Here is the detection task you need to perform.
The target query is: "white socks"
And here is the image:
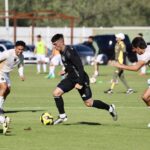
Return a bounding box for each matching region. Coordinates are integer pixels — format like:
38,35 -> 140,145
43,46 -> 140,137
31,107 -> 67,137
37,64 -> 47,73
109,106 -> 113,112
43,64 -> 47,73
37,64 -> 41,73
59,114 -> 66,118
49,66 -> 55,75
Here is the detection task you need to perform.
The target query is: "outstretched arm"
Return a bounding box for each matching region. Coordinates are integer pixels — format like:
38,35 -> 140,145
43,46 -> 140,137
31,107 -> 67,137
110,60 -> 145,71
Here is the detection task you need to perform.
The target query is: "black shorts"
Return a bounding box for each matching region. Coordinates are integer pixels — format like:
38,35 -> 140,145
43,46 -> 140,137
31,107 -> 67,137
57,77 -> 92,101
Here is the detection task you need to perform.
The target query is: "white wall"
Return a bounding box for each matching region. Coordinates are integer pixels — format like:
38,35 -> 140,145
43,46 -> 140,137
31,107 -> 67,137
0,26 -> 150,49
0,26 -> 93,49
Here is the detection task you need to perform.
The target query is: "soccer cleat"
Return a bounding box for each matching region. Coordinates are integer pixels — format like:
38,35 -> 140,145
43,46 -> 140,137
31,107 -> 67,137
53,115 -> 68,125
2,116 -> 10,135
126,88 -> 134,94
45,74 -> 55,79
104,89 -> 113,94
109,104 -> 117,121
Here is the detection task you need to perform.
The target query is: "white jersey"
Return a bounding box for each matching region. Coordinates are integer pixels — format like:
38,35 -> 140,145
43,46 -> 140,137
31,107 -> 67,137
137,45 -> 150,64
0,49 -> 23,76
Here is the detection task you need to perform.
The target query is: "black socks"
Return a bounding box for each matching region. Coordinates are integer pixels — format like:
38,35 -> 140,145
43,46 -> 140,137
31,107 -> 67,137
92,100 -> 110,111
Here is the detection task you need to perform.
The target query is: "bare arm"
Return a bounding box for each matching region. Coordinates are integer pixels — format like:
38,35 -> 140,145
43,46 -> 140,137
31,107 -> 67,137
110,60 -> 145,71
18,54 -> 25,81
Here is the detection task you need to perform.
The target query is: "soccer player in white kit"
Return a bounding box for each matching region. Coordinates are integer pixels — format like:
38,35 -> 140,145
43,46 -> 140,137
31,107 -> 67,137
111,37 -> 150,127
0,41 -> 26,134
46,48 -> 62,79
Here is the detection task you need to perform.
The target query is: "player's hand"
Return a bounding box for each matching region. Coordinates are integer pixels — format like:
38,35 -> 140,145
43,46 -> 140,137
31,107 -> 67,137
109,60 -> 120,67
75,83 -> 83,89
20,76 -> 25,81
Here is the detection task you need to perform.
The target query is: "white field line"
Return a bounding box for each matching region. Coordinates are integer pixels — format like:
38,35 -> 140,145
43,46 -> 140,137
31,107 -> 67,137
4,106 -> 148,110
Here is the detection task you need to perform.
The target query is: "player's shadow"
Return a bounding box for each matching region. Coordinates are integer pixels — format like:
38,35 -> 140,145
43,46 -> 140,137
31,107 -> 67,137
117,90 -> 138,94
0,129 -> 13,136
4,109 -> 44,114
64,121 -> 102,126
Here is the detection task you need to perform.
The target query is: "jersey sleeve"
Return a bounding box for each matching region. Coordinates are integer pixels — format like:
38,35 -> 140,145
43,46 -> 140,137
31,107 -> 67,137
0,51 -> 9,62
138,53 -> 150,64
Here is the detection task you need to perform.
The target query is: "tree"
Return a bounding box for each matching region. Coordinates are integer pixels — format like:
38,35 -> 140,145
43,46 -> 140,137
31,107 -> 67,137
0,0 -> 150,27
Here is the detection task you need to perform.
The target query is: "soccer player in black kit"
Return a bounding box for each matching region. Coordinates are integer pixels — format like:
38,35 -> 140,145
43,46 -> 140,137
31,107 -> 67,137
51,34 -> 117,125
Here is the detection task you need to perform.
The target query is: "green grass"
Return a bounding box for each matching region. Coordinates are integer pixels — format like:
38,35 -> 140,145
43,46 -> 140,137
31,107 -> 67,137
0,65 -> 150,150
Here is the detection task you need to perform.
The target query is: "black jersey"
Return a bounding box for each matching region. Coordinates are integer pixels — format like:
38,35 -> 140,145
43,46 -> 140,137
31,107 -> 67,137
60,45 -> 88,85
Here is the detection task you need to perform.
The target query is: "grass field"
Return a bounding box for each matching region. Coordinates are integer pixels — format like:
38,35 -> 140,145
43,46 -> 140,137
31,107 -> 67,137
0,65 -> 150,150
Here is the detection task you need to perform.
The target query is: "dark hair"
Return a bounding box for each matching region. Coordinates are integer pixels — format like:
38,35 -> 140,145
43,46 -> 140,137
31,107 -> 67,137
37,35 -> 41,38
132,37 -> 147,49
15,41 -> 26,48
88,36 -> 94,39
51,34 -> 64,42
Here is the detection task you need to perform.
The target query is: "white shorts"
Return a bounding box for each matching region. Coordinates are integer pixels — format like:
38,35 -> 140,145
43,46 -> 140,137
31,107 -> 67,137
95,54 -> 108,64
50,55 -> 62,66
36,54 -> 46,62
0,73 -> 11,87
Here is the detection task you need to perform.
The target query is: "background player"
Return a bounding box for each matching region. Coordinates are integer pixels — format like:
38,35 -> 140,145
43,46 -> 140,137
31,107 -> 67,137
104,33 -> 134,94
111,36 -> 150,126
45,47 -> 62,79
34,35 -> 48,74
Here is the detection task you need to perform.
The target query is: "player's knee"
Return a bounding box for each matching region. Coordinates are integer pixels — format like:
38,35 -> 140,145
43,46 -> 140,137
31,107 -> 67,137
53,90 -> 62,97
0,85 -> 8,95
84,100 -> 93,107
142,95 -> 148,102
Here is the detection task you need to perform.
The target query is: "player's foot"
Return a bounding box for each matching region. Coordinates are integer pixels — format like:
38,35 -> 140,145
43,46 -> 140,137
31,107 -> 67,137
53,115 -> 68,125
104,89 -> 113,94
3,116 -> 10,135
92,72 -> 99,78
45,74 -> 55,79
126,88 -> 134,94
109,104 -> 117,121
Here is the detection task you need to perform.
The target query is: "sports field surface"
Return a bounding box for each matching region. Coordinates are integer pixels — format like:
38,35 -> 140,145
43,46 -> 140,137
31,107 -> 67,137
0,65 -> 150,150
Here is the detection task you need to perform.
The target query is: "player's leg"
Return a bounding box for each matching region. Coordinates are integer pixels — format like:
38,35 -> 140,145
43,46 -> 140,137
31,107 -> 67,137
0,82 -> 8,112
142,88 -> 150,106
104,69 -> 118,94
3,74 -> 11,102
118,70 -> 134,94
53,78 -> 74,124
0,82 -> 10,134
142,87 -> 150,127
41,55 -> 47,73
4,87 -> 10,100
46,65 -> 55,78
36,55 -> 41,74
46,56 -> 59,79
78,84 -> 117,121
93,56 -> 100,77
